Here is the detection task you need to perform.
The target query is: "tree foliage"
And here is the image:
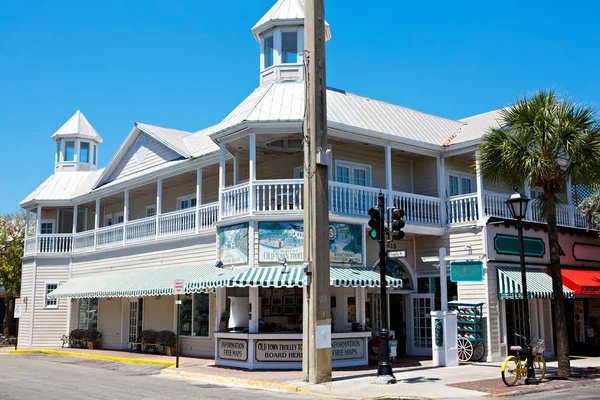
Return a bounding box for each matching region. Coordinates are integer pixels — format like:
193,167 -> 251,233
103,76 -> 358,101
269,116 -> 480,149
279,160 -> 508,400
0,211 -> 25,336
479,89 -> 600,378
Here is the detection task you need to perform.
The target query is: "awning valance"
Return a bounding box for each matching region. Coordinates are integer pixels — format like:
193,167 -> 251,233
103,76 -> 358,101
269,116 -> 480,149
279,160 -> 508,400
497,267 -> 574,300
561,269 -> 600,295
48,264 -> 231,299
330,267 -> 403,288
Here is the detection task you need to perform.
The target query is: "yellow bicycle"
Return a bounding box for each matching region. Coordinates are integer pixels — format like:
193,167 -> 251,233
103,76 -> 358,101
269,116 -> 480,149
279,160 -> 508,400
501,334 -> 546,386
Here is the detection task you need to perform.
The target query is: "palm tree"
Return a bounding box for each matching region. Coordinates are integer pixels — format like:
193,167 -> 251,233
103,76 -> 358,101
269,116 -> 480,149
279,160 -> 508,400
479,89 -> 600,378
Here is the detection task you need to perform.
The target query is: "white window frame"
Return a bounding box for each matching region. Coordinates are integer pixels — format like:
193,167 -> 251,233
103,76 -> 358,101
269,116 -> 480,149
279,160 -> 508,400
40,219 -> 55,234
146,204 -> 156,217
44,282 -> 59,309
104,213 -> 113,227
335,160 -> 372,187
446,169 -> 475,196
262,34 -> 274,69
80,141 -> 91,163
177,193 -> 197,210
176,292 -> 212,339
280,28 -> 300,64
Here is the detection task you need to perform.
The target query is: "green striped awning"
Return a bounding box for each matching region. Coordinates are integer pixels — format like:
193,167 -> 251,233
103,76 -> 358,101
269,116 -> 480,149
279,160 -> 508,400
497,267 -> 575,300
186,267 -> 249,293
230,266 -> 304,287
48,264 -> 236,299
330,267 -> 403,288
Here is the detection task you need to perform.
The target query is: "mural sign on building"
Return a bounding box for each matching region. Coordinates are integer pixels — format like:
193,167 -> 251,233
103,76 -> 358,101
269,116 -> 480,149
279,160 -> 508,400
258,222 -> 362,263
219,223 -> 249,265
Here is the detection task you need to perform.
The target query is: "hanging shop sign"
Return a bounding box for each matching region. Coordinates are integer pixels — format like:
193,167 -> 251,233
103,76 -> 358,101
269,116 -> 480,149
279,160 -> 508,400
218,338 -> 248,361
450,261 -> 485,283
255,340 -> 303,362
494,234 -> 545,257
219,223 -> 249,265
258,222 -> 362,264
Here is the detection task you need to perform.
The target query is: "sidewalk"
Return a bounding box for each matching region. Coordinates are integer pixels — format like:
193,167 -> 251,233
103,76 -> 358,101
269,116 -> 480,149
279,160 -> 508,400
4,347 -> 600,399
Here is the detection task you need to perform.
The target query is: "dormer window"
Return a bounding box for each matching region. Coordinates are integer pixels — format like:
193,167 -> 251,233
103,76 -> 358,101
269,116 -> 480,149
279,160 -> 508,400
65,141 -> 75,162
80,142 -> 90,163
282,31 -> 298,63
264,35 -> 274,68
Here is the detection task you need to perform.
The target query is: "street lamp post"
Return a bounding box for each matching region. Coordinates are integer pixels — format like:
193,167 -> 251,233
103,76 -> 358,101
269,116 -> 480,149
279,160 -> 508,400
505,188 -> 538,385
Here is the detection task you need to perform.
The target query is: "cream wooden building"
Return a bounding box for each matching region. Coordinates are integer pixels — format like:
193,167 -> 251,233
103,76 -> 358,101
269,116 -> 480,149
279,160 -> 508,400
18,0 -> 594,366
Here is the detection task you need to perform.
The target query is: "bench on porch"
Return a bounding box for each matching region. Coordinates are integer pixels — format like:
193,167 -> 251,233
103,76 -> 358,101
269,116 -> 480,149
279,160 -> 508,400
61,329 -> 87,348
128,330 -> 161,354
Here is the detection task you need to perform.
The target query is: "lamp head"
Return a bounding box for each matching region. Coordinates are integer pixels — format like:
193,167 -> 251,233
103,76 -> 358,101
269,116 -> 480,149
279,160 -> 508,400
505,186 -> 530,220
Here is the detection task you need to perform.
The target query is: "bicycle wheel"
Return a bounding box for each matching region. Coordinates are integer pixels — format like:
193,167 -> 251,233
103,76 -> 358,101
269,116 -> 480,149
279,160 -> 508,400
501,355 -> 521,387
472,342 -> 485,361
533,355 -> 546,382
457,337 -> 473,362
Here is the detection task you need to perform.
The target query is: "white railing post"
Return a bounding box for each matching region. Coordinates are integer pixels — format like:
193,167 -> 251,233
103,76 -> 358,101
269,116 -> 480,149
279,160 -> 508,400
385,146 -> 393,207
567,176 -> 575,227
94,199 -> 100,250
72,205 -> 78,235
123,190 -> 129,245
196,167 -> 202,234
219,145 -> 226,221
25,208 -> 30,241
437,156 -> 446,225
475,150 -> 484,221
156,179 -> 162,239
249,133 -> 256,215
35,205 -> 42,253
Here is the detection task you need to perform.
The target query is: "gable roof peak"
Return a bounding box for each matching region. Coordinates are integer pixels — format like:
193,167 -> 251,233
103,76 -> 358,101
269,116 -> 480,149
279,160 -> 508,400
51,110 -> 103,143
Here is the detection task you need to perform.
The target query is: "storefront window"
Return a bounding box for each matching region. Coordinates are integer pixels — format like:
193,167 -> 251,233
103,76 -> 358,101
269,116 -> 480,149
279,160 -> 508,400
417,277 -> 458,311
346,296 -> 356,324
180,293 -> 210,337
78,298 -> 98,330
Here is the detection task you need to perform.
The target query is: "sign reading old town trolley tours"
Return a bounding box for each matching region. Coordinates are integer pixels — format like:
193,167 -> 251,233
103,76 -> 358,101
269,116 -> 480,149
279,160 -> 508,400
258,222 -> 362,263
219,223 -> 249,265
254,339 -> 365,362
217,338 -> 248,361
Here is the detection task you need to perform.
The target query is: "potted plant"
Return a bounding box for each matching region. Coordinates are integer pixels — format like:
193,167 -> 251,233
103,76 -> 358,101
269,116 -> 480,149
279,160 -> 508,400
158,330 -> 177,356
84,328 -> 102,350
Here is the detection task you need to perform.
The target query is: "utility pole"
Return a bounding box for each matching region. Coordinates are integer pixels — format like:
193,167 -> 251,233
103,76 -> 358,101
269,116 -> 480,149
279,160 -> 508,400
302,0 -> 332,384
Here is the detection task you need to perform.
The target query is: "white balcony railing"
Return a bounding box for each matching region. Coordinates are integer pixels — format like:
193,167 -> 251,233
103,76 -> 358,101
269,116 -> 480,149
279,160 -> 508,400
37,234 -> 73,253
125,216 -> 157,243
159,208 -> 196,238
393,192 -> 442,225
255,180 -> 304,212
222,183 -> 250,218
73,231 -> 95,253
96,224 -> 124,249
448,194 -> 479,224
329,181 -> 382,216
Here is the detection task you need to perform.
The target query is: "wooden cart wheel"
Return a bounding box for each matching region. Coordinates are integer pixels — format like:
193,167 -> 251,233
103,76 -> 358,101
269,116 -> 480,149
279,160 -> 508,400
457,337 -> 473,362
472,342 -> 485,361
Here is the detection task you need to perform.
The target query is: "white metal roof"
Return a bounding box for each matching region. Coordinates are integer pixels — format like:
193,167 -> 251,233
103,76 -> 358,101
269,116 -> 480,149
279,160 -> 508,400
50,110 -> 103,143
203,82 -> 464,146
135,122 -> 194,157
21,170 -> 103,205
251,0 -> 332,42
447,109 -> 505,146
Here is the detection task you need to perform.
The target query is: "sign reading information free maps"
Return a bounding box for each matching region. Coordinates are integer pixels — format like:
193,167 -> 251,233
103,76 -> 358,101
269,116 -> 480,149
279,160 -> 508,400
218,339 -> 248,361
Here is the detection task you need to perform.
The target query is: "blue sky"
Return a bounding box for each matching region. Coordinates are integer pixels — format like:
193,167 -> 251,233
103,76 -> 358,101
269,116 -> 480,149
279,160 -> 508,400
1,0 -> 598,213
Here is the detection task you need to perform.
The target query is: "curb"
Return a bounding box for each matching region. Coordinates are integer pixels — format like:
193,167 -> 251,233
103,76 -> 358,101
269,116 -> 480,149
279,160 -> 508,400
160,368 -> 337,398
7,349 -> 176,367
486,377 -> 600,397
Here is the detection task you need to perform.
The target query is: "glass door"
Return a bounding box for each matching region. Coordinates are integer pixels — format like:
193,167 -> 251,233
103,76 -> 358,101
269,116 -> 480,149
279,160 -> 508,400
409,293 -> 434,356
128,299 -> 143,342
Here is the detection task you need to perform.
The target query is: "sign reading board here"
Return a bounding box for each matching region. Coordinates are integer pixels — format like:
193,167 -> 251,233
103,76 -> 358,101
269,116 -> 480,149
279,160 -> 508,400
218,339 -> 248,361
450,260 -> 484,283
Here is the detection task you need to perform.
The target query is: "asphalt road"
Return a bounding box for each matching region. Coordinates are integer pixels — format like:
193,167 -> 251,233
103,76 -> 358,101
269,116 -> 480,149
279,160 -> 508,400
0,353 -> 313,400
518,383 -> 600,399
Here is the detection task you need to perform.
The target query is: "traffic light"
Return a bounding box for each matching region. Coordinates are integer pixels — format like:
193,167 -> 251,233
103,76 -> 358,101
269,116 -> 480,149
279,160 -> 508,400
391,208 -> 405,240
368,207 -> 381,241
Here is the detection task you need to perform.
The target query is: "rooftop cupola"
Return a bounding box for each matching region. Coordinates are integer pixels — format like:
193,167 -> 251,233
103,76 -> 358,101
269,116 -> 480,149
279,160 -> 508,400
51,110 -> 103,172
252,0 -> 332,84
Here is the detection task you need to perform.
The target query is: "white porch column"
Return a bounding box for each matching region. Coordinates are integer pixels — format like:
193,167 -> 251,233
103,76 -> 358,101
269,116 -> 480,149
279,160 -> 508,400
123,190 -> 129,245
249,287 -> 259,333
25,209 -> 30,238
218,146 -> 226,220
385,146 -> 393,205
249,133 -> 256,214
35,205 -> 42,236
233,152 -> 239,186
566,176 -> 575,226
475,150 -> 484,222
523,179 -> 533,221
74,139 -> 80,170
156,180 -> 162,239
439,247 -> 448,312
72,205 -> 78,234
437,156 -> 447,225
195,167 -> 202,233
94,199 -> 100,250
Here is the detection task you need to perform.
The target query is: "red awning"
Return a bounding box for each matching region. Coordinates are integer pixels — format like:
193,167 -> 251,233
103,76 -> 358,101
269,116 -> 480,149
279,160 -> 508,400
561,269 -> 600,295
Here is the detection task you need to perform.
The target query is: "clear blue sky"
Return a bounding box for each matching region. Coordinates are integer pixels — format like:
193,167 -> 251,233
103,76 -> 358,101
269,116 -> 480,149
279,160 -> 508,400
1,0 -> 598,213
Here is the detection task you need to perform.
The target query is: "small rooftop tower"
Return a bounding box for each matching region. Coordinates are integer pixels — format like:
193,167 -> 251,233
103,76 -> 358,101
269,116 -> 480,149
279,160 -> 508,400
51,110 -> 103,172
252,0 -> 331,84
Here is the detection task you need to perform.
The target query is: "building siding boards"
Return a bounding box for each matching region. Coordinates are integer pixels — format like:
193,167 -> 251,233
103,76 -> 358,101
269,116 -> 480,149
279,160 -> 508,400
97,297 -> 123,349
17,261 -> 34,347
